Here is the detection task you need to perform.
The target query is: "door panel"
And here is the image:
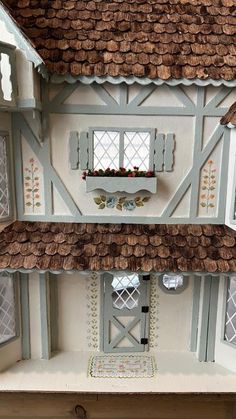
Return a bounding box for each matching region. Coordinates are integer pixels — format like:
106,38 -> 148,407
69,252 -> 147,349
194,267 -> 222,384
102,273 -> 150,353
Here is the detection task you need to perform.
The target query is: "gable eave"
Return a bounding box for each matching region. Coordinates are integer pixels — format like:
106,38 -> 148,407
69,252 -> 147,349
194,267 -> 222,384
0,1 -> 43,68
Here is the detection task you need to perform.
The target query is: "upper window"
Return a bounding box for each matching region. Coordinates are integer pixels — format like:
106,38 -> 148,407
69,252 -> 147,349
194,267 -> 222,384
0,273 -> 16,345
0,133 -> 10,219
224,277 -> 236,346
159,274 -> 188,294
111,273 -> 140,310
91,128 -> 154,171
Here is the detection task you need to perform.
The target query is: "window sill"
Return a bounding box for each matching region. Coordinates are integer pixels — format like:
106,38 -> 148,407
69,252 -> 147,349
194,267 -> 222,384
86,177 -> 157,194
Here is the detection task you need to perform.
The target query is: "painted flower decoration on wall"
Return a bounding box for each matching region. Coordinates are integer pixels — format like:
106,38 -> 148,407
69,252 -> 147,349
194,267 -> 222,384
24,158 -> 41,212
94,195 -> 150,211
200,159 -> 216,213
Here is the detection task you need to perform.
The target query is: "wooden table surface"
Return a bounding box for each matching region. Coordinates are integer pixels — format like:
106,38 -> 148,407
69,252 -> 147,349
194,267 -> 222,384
0,393 -> 236,419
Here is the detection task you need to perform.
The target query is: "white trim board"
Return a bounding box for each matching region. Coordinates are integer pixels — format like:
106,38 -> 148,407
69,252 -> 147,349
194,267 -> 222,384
50,74 -> 236,87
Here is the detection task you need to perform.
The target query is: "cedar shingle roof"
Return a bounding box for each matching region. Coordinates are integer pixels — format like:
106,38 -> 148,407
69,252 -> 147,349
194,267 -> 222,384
1,221 -> 236,273
3,0 -> 236,80
221,101 -> 236,125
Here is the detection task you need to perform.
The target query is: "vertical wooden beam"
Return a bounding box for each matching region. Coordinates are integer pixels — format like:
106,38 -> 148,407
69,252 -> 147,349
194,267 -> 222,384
198,275 -> 219,362
119,83 -> 128,107
198,275 -> 212,362
20,273 -> 31,359
39,273 -> 51,360
190,276 -> 201,352
49,274 -> 58,352
206,276 -> 219,362
190,86 -> 205,218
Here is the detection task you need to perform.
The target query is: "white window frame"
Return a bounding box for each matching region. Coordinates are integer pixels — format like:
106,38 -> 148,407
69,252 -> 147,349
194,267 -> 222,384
222,276 -> 236,348
88,127 -> 155,171
0,41 -> 17,106
0,272 -> 19,347
0,131 -> 13,222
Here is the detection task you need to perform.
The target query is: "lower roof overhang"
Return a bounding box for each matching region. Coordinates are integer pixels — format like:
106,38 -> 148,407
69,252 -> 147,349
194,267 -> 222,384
0,221 -> 236,275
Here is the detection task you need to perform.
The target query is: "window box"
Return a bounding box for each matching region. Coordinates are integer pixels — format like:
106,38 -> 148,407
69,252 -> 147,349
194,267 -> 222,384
86,176 -> 157,194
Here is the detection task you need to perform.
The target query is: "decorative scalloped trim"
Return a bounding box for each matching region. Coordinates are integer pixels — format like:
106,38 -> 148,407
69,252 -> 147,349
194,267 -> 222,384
86,272 -> 100,350
50,74 -> 236,87
149,275 -> 159,349
88,354 -> 156,378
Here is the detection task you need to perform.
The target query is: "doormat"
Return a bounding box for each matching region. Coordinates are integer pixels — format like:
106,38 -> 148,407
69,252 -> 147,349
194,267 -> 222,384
89,354 -> 156,378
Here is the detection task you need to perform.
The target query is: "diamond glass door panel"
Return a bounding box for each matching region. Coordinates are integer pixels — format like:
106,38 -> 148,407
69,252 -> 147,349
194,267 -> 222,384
102,273 -> 150,353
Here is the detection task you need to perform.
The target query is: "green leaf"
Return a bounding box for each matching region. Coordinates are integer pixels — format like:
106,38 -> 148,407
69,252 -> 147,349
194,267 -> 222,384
118,197 -> 126,203
25,176 -> 31,180
26,188 -> 32,192
142,196 -> 150,202
209,186 -> 216,190
116,203 -> 123,211
201,186 -> 207,190
100,195 -> 106,202
35,202 -> 41,207
208,203 -> 215,208
94,197 -> 102,205
25,202 -> 32,206
33,188 -> 39,193
136,201 -> 144,207
200,203 -> 206,207
134,196 -> 142,203
98,203 -> 105,209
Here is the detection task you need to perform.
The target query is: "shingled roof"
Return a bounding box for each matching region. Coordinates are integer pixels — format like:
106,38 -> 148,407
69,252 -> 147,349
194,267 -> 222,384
221,101 -> 236,125
0,221 -> 236,273
2,0 -> 236,80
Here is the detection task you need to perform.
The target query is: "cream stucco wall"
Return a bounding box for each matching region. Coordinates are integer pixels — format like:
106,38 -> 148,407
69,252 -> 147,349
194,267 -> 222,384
55,273 -> 193,353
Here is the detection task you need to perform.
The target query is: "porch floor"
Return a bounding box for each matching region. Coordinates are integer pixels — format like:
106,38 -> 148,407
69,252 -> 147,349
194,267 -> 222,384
0,350 -> 236,393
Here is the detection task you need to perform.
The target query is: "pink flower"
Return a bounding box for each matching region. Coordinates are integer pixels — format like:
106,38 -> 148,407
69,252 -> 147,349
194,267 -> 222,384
29,158 -> 34,163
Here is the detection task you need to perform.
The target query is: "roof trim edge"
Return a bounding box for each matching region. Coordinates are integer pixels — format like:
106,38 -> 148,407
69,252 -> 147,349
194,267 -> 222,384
50,74 -> 236,87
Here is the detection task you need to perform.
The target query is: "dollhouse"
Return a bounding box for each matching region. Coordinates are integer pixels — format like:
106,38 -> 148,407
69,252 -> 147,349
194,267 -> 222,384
0,0 -> 236,395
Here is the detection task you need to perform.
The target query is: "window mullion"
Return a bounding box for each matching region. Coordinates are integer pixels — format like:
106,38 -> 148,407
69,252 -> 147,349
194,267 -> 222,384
119,129 -> 125,168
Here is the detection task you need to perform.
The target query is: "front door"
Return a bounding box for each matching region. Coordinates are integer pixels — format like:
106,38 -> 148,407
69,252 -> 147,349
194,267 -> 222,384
102,272 -> 150,353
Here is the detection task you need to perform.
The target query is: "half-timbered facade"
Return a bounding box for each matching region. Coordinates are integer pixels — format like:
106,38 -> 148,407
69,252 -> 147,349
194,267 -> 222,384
0,0 -> 236,394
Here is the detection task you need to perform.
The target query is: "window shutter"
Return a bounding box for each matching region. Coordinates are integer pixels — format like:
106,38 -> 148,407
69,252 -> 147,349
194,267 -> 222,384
69,131 -> 79,170
69,131 -> 92,170
164,133 -> 175,172
153,133 -> 165,172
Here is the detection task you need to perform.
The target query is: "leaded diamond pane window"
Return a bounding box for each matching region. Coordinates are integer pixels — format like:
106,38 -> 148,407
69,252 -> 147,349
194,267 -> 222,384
124,131 -> 151,170
91,129 -> 153,171
0,273 -> 16,345
112,273 -> 140,310
224,277 -> 236,345
0,134 -> 9,218
93,130 -> 120,170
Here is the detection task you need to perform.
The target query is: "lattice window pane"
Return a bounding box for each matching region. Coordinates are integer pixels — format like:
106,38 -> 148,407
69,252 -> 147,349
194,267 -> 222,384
224,277 -> 236,345
0,273 -> 16,345
112,273 -> 140,310
123,131 -> 150,170
93,130 -> 120,170
0,134 -> 9,218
